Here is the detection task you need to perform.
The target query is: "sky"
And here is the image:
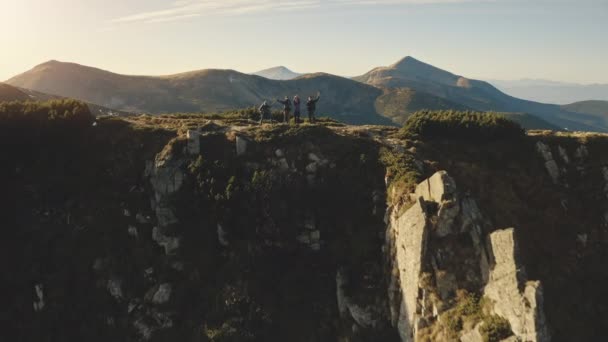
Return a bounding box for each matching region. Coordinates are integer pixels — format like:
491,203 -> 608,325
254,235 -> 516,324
1,0 -> 607,83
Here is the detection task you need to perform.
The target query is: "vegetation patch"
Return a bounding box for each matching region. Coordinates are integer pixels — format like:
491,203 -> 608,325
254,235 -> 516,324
399,110 -> 525,142
480,315 -> 512,342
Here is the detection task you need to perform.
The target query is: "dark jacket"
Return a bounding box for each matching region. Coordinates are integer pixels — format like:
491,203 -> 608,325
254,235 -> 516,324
306,96 -> 320,112
293,98 -> 301,112
278,99 -> 292,111
259,103 -> 271,116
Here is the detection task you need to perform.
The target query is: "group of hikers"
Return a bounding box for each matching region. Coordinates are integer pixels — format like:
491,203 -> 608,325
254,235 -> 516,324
258,92 -> 321,125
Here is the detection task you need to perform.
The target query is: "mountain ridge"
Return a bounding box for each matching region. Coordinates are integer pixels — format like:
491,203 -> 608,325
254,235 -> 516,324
6,57 -> 607,131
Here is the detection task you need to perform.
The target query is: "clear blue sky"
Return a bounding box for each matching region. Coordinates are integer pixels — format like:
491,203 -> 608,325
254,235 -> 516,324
1,0 -> 607,83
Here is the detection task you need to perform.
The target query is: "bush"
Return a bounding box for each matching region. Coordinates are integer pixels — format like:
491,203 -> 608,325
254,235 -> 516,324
0,99 -> 94,147
0,99 -> 93,126
480,315 -> 512,342
399,110 -> 524,142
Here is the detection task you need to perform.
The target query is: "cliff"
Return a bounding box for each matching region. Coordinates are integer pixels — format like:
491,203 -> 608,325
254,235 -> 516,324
3,103 -> 608,342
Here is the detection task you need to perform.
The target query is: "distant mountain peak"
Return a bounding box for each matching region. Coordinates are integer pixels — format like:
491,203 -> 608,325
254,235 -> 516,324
389,56 -> 426,69
252,66 -> 301,80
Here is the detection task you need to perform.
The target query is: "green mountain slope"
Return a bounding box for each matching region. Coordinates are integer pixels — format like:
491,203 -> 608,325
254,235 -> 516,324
354,57 -> 608,132
374,87 -> 470,124
560,100 -> 608,131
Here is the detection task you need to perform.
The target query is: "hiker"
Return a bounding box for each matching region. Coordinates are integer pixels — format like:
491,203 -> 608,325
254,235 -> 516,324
293,95 -> 301,124
277,96 -> 292,123
306,93 -> 320,123
259,100 -> 272,124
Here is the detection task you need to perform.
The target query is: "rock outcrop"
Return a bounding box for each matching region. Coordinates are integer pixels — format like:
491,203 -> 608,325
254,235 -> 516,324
484,228 -> 550,342
386,198 -> 429,341
536,142 -> 560,184
387,171 -> 549,342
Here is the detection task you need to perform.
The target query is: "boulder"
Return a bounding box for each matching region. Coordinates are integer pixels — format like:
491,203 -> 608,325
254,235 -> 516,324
414,171 -> 460,237
414,171 -> 457,203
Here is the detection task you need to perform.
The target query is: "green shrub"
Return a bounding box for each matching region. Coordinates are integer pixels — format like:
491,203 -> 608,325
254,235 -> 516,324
0,99 -> 93,126
0,99 -> 94,147
442,291 -> 482,335
480,315 -> 512,342
379,147 -> 422,201
399,110 -> 524,142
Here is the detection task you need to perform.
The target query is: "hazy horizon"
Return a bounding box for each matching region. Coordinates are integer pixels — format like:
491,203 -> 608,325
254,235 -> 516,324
2,0 -> 607,83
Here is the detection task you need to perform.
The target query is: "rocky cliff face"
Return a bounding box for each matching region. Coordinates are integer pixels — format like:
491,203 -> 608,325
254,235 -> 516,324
385,170 -> 548,342
3,113 -> 608,342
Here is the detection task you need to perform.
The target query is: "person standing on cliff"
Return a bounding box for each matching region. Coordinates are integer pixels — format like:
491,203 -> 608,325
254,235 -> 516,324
306,92 -> 321,123
259,100 -> 272,125
293,95 -> 301,124
277,96 -> 292,123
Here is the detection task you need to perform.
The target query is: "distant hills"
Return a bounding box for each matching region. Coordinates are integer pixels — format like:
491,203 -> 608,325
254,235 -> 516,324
561,100 -> 608,129
0,83 -> 30,102
253,66 -> 301,80
5,57 -> 608,131
489,79 -> 608,105
0,82 -> 129,116
6,61 -> 391,125
352,56 -> 607,132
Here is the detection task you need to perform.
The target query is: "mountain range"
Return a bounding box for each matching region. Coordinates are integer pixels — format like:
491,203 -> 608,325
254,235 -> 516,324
489,79 -> 608,104
4,57 -> 607,131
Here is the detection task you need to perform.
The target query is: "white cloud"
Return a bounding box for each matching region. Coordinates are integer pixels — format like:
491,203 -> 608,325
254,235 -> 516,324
112,0 -> 322,24
111,0 -> 492,24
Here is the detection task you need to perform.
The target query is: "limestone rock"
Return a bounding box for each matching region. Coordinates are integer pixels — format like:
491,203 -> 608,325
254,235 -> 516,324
152,283 -> 172,304
152,227 -> 181,255
535,142 -> 560,184
602,166 -> 608,199
484,228 -> 549,342
575,145 -> 588,159
414,171 -> 460,237
336,270 -> 376,328
414,171 -> 457,203
236,135 -> 248,156
278,158 -> 290,171
217,224 -> 229,246
389,198 -> 429,342
186,130 -> 200,155
558,146 -> 570,164
308,152 -> 321,162
275,149 -> 284,158
460,324 -> 483,342
306,162 -> 318,174
107,278 -> 123,300
33,284 -> 44,312
136,213 -> 150,224
128,225 -> 138,238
